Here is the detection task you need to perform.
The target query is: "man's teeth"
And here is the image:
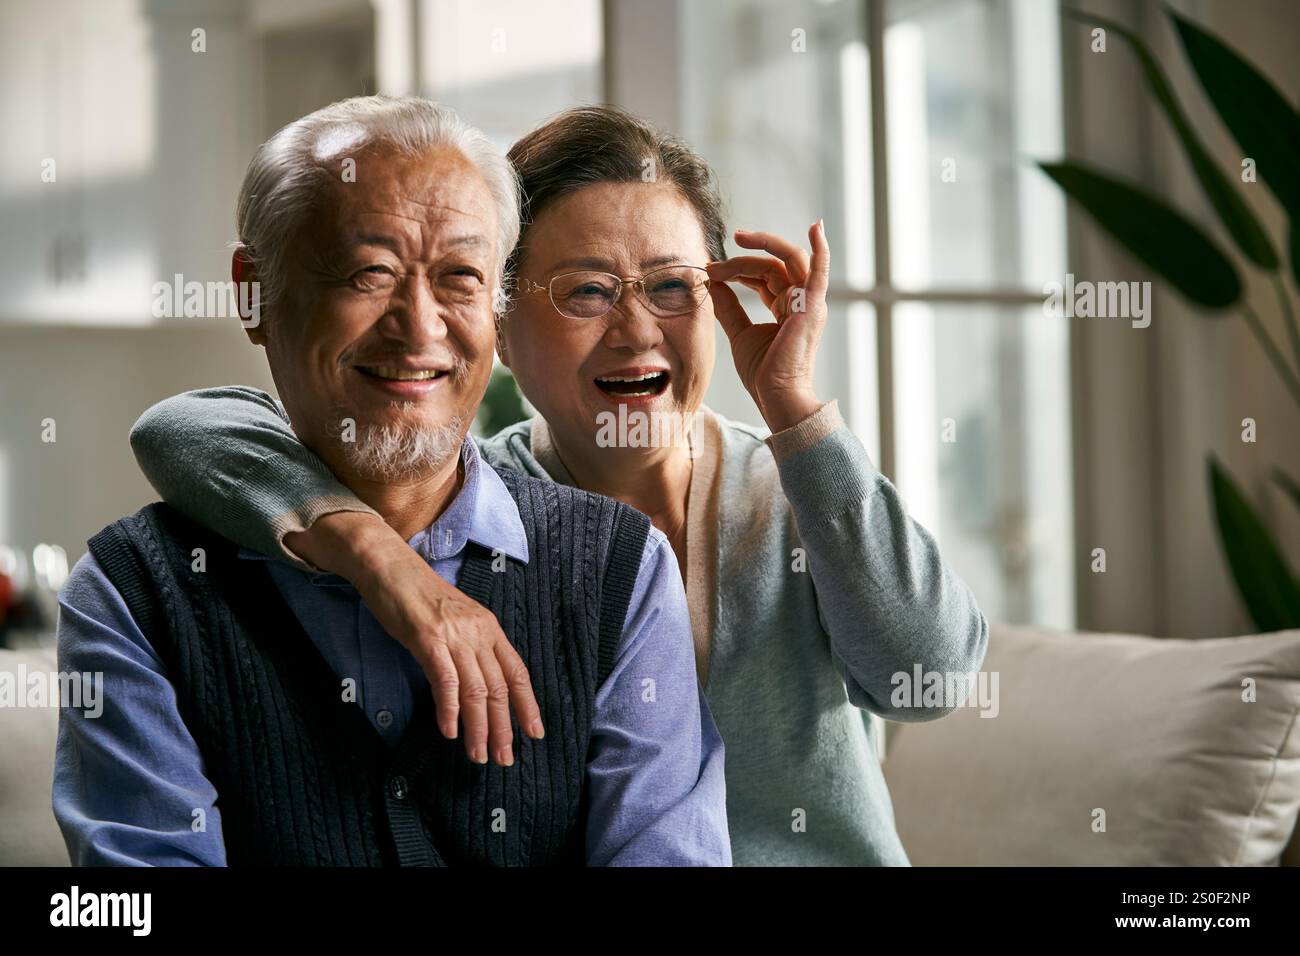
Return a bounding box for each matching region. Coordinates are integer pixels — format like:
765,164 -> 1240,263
363,366 -> 444,381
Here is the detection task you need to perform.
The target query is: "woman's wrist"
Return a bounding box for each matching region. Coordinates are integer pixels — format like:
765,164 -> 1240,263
758,387 -> 824,434
283,510 -> 405,585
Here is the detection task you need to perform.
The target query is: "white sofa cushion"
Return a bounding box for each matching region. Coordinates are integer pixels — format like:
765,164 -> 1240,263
883,625 -> 1300,865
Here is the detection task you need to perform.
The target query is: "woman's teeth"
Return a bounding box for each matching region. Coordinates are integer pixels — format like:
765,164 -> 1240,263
360,366 -> 445,381
595,371 -> 669,397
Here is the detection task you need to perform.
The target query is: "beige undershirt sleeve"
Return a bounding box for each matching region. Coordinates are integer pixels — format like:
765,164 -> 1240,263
764,399 -> 844,463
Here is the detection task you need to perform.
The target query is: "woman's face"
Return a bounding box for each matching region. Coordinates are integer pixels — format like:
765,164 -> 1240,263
499,180 -> 716,459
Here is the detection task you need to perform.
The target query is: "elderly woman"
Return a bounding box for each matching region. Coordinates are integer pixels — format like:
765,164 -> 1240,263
131,103 -> 988,866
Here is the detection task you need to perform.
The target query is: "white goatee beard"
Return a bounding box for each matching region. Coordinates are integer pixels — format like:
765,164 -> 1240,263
338,415 -> 466,481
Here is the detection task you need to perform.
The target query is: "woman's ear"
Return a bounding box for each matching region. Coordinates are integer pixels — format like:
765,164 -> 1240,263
494,310 -> 512,368
232,249 -> 268,346
495,332 -> 511,369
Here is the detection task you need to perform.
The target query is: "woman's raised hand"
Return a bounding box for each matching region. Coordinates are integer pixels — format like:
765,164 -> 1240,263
706,221 -> 830,433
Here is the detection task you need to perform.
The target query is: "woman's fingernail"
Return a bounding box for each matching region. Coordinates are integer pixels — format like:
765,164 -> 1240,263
497,747 -> 514,766
530,720 -> 545,739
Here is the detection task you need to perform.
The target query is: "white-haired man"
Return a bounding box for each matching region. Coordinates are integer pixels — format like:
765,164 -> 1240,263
53,96 -> 729,866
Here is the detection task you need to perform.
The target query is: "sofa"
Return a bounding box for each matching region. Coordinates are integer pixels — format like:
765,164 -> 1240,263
883,624 -> 1300,866
5,623 -> 1300,866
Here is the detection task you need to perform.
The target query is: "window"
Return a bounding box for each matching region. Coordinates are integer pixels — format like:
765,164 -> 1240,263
678,0 -> 1073,627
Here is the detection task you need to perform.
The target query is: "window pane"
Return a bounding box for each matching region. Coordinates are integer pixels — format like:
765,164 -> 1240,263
416,0 -> 602,146
680,0 -> 875,431
885,0 -> 1065,290
681,0 -> 873,289
893,303 -> 1074,627
845,301 -> 881,467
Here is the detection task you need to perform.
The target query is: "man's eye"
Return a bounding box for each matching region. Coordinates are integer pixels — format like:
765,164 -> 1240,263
351,266 -> 398,291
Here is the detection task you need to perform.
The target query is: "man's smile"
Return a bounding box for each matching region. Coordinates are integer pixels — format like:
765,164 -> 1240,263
352,362 -> 454,397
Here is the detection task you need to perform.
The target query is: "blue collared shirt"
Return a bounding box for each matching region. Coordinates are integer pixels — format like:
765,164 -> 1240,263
53,437 -> 730,866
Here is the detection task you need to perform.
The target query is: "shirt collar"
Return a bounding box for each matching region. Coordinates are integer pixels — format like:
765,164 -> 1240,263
408,436 -> 529,565
238,435 -> 529,577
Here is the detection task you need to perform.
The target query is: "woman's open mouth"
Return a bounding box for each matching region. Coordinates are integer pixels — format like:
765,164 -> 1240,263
593,370 -> 671,399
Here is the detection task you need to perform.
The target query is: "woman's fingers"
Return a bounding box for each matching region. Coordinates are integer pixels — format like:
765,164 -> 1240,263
344,531 -> 536,767
476,644 -> 515,767
708,257 -> 787,309
736,275 -> 778,310
449,641 -> 490,764
708,255 -> 789,288
426,639 -> 461,740
496,639 -> 544,741
806,220 -> 830,302
734,229 -> 811,286
707,280 -> 755,343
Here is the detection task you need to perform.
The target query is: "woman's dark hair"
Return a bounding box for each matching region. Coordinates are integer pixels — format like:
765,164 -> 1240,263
505,105 -> 727,283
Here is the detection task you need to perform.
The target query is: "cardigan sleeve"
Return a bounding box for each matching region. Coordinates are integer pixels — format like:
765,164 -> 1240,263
767,401 -> 990,722
129,386 -> 377,571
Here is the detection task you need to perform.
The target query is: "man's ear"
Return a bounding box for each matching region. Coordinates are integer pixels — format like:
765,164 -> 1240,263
232,249 -> 267,346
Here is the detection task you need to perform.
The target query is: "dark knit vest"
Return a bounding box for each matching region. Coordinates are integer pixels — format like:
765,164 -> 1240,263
86,469 -> 650,867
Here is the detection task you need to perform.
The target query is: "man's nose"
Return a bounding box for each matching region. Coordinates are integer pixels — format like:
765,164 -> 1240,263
602,292 -> 664,352
383,273 -> 448,345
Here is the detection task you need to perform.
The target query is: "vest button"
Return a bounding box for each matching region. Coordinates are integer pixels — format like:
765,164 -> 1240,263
376,709 -> 394,729
389,775 -> 409,800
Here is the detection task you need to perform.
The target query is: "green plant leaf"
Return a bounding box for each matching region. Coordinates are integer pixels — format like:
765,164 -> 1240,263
1038,161 -> 1242,309
1170,9 -> 1300,216
1292,220 -> 1300,290
1066,10 -> 1276,269
1207,456 -> 1300,632
1274,468 -> 1300,516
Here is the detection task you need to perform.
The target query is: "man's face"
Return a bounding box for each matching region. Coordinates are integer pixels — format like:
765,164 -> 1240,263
258,145 -> 499,484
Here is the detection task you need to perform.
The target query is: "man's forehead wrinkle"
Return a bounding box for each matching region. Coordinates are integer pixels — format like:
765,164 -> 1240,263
332,196 -> 491,243
307,150 -> 497,262
342,183 -> 493,224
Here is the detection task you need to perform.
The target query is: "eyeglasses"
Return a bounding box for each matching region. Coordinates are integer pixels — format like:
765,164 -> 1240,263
517,265 -> 711,320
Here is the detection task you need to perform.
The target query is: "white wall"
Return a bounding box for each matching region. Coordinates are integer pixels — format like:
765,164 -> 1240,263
0,323 -> 277,565
0,0 -> 333,568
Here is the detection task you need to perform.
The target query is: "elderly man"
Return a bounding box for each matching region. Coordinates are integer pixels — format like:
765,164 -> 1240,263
53,96 -> 729,866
